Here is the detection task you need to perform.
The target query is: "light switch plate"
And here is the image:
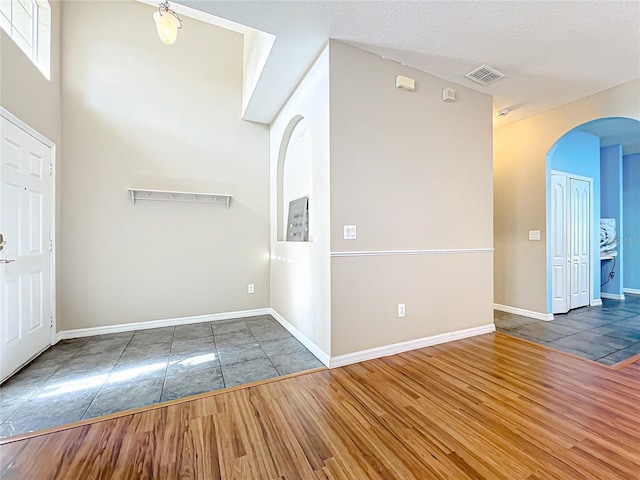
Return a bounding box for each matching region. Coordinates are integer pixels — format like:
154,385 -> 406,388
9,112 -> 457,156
529,230 -> 541,241
344,225 -> 357,240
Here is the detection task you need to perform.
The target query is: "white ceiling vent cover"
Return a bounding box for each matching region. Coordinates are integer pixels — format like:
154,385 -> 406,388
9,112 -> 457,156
465,65 -> 505,86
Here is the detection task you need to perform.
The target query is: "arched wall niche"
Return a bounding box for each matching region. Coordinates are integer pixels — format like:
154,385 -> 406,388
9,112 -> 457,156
276,115 -> 313,241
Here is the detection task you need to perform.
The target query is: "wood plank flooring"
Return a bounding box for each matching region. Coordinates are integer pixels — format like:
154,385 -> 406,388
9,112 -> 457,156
1,332 -> 639,479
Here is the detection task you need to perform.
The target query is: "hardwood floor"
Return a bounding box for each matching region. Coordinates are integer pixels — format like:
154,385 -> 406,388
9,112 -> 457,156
1,332 -> 639,479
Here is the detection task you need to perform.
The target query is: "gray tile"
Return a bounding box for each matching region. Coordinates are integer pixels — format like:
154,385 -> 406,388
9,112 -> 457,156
211,320 -> 250,336
64,350 -> 122,369
0,398 -> 25,423
245,317 -> 279,331
221,358 -> 279,388
493,315 -> 539,330
20,356 -> 65,378
119,343 -> 172,365
260,337 -> 308,357
217,343 -> 266,366
270,350 -> 323,375
166,351 -> 220,377
502,331 -> 548,344
130,327 -> 175,346
161,367 -> 225,402
33,346 -> 76,364
88,332 -> 135,343
171,336 -> 215,356
0,368 -> 56,400
251,325 -> 291,342
549,336 -> 620,358
610,316 -> 640,329
566,331 -> 634,349
597,343 -> 640,364
509,322 -> 580,342
37,368 -> 110,400
542,343 -> 601,360
552,316 -> 612,330
108,357 -> 169,383
596,357 -> 618,366
78,337 -> 130,356
214,330 -> 257,348
83,378 -> 163,419
588,326 -> 640,342
1,388 -> 98,438
173,323 -> 213,342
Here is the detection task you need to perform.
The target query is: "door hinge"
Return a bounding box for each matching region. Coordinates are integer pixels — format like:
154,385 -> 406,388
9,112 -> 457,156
50,316 -> 54,328
49,238 -> 53,252
49,163 -> 54,175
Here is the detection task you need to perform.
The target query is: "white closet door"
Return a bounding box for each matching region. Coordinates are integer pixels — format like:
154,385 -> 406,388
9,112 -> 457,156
0,117 -> 53,382
551,174 -> 568,314
569,178 -> 590,309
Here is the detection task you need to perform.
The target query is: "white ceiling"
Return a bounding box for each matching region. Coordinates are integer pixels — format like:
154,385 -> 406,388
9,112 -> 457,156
180,1 -> 640,127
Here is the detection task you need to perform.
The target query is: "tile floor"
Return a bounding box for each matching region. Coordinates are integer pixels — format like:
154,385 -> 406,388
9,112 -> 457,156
495,294 -> 640,365
0,315 -> 323,439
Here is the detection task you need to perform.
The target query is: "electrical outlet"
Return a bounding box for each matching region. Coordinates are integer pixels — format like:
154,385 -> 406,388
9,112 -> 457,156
398,304 -> 406,318
248,284 -> 255,294
529,230 -> 541,241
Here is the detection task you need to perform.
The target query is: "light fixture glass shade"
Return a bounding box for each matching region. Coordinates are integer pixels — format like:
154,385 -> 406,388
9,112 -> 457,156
153,10 -> 180,45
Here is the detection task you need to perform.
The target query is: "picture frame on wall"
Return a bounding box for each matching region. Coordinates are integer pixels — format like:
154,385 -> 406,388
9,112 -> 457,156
286,196 -> 309,242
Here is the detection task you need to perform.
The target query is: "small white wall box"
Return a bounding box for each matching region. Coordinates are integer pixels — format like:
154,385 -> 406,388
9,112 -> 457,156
395,75 -> 415,91
442,88 -> 456,102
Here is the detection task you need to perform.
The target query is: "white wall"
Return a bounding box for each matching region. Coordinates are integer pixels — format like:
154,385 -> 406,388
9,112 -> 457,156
329,41 -> 494,356
270,46 -> 331,359
242,27 -> 275,116
59,1 -> 270,330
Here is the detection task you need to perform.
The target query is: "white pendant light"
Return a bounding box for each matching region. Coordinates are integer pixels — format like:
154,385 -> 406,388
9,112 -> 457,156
153,1 -> 182,45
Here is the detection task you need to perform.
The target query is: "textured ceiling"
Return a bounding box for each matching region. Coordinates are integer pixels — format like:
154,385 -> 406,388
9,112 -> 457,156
180,1 -> 640,127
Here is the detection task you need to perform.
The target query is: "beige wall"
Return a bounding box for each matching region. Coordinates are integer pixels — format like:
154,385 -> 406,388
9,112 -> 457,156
270,47 -> 331,358
0,0 -> 62,318
494,79 -> 640,314
329,41 -> 494,356
59,1 -> 269,330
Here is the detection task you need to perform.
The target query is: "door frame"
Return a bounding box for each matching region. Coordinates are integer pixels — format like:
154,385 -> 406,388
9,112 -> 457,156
550,169 -> 595,311
1,107 -> 57,346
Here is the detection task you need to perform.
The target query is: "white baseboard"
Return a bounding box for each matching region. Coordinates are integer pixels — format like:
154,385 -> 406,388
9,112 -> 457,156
269,309 -> 330,366
591,299 -> 603,307
623,288 -> 640,295
329,323 -> 496,368
600,293 -> 625,301
493,303 -> 554,321
55,308 -> 271,342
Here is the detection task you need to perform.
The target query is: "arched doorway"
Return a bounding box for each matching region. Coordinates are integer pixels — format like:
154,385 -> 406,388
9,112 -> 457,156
546,117 -> 640,314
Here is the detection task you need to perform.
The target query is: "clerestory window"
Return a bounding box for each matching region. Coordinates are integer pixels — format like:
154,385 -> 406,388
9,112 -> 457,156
0,0 -> 51,79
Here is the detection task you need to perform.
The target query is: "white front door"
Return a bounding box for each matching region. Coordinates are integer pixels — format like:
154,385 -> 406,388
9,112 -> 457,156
569,178 -> 590,309
551,174 -> 568,313
0,116 -> 53,382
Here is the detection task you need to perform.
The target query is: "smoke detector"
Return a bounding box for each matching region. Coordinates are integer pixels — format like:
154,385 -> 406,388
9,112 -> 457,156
465,65 -> 505,86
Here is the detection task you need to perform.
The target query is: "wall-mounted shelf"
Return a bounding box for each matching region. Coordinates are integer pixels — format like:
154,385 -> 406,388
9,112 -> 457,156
127,188 -> 231,208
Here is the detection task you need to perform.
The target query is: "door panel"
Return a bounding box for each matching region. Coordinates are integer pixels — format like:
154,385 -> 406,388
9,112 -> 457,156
569,178 -> 590,309
551,175 -> 568,314
0,117 -> 52,382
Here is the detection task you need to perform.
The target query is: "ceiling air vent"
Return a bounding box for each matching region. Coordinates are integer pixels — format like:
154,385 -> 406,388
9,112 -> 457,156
465,65 -> 505,86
